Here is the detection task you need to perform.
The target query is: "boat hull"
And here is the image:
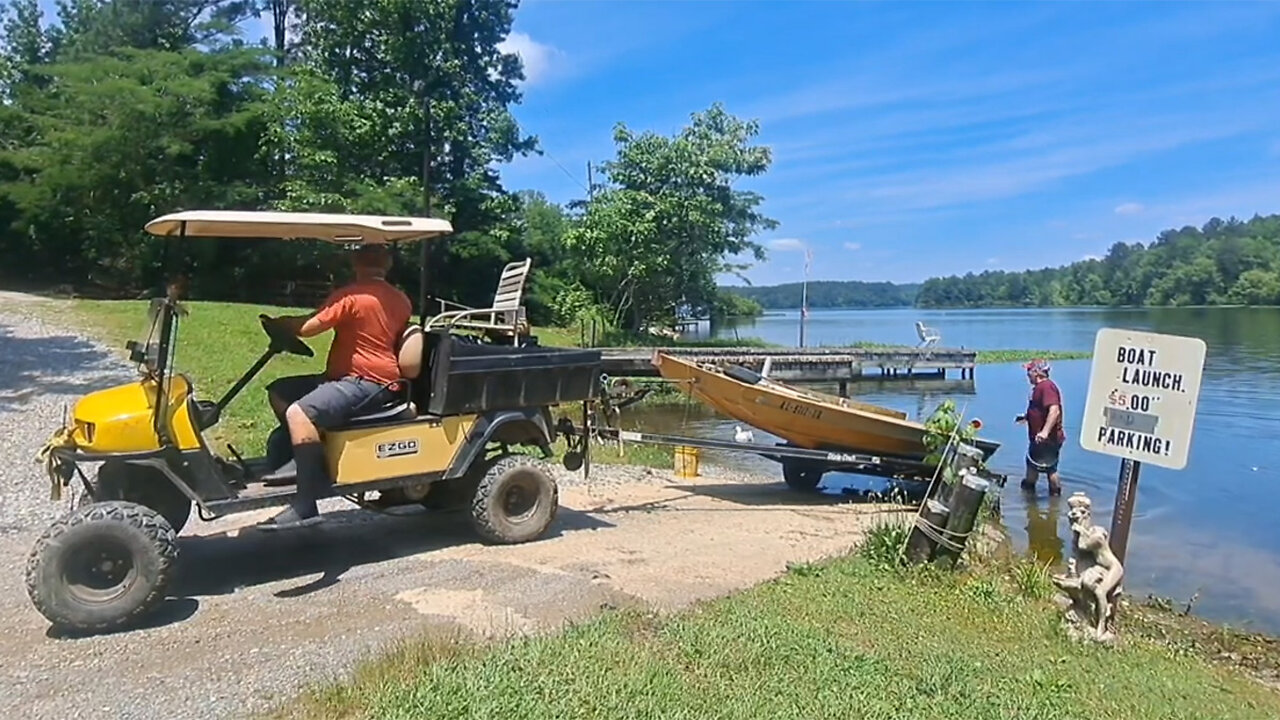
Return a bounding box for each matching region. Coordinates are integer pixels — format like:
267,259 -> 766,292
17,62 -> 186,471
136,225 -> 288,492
653,353 -> 1000,462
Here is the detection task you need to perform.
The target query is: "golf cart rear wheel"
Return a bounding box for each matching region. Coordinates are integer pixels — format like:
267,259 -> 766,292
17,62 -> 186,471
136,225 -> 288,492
782,462 -> 823,492
470,454 -> 558,544
89,461 -> 192,535
26,501 -> 178,634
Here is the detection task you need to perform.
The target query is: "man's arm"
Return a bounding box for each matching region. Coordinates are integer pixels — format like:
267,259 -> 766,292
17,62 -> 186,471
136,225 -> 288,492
1035,382 -> 1063,442
273,313 -> 313,336
1038,404 -> 1061,442
275,313 -> 333,339
274,292 -> 349,338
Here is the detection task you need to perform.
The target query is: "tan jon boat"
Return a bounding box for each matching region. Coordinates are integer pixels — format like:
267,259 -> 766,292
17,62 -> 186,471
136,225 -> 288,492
652,353 -> 999,462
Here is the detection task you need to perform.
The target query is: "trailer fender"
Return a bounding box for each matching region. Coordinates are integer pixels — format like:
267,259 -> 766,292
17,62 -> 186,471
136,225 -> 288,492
445,408 -> 554,480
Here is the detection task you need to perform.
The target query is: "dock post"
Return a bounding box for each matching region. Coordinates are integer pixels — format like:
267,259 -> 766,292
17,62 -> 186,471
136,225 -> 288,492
932,472 -> 991,569
838,380 -> 848,398
905,499 -> 951,565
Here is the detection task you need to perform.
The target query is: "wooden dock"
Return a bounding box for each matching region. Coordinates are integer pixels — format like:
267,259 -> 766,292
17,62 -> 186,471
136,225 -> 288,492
599,346 -> 977,391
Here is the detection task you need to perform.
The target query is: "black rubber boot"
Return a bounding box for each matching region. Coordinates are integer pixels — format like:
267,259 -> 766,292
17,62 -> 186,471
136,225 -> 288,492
257,443 -> 329,531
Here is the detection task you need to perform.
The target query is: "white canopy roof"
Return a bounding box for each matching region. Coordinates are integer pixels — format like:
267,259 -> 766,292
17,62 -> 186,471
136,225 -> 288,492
144,210 -> 453,244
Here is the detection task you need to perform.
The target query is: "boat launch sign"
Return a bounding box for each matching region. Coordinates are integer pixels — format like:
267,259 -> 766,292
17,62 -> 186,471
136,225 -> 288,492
1080,328 -> 1206,470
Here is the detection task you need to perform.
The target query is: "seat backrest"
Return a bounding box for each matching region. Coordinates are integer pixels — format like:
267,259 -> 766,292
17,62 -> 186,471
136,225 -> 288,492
398,324 -> 425,380
492,258 -> 532,320
915,321 -> 927,341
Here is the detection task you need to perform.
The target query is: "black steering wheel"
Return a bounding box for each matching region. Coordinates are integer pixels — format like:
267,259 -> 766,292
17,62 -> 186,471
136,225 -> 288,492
259,314 -> 315,357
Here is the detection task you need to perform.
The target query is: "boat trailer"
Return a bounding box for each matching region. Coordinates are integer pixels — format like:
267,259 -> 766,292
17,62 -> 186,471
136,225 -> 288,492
554,416 -> 1009,495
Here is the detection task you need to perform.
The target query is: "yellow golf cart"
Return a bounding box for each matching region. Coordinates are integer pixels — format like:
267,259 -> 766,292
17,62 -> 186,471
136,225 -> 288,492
26,210 -> 602,634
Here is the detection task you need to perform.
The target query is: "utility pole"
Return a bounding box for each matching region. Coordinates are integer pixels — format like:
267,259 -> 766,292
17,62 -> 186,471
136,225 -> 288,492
586,161 -> 594,200
799,248 -> 812,347
417,91 -> 432,324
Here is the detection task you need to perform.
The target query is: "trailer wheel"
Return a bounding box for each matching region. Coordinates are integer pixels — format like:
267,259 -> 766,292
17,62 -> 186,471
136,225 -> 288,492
470,454 -> 558,544
26,501 -> 177,634
782,463 -> 824,492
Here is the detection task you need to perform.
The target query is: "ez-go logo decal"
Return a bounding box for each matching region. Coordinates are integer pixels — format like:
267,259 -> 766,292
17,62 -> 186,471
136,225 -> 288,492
376,439 -> 419,459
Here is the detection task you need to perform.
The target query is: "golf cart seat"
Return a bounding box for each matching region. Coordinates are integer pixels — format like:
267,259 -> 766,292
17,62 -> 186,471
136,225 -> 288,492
341,324 -> 426,428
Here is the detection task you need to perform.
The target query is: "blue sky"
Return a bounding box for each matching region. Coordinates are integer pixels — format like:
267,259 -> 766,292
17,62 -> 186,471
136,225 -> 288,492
38,1 -> 1280,285
491,1 -> 1280,286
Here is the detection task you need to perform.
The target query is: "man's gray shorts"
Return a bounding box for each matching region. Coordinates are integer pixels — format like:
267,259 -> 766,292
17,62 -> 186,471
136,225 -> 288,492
267,374 -> 393,429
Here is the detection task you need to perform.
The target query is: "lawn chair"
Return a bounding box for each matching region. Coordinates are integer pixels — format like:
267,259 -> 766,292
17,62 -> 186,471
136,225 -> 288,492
915,320 -> 941,350
426,257 -> 532,344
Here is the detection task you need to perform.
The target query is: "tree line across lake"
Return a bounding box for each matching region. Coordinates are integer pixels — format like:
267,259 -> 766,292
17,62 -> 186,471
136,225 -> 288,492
725,213 -> 1280,311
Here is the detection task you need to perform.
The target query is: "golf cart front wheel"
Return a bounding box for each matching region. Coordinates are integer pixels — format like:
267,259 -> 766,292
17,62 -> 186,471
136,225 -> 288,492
470,454 -> 558,544
26,501 -> 178,634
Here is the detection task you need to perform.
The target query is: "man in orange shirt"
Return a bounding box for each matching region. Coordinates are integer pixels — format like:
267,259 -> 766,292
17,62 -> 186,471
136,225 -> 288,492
257,243 -> 413,530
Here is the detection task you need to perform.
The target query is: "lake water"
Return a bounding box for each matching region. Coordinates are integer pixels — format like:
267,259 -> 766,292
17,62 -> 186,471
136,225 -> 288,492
622,307 -> 1280,633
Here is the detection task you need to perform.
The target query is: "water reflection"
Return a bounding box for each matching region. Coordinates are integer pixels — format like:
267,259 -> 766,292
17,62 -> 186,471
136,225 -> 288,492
1022,490 -> 1065,567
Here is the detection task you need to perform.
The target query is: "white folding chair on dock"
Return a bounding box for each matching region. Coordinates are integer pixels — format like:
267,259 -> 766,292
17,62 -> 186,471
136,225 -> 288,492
915,321 -> 941,357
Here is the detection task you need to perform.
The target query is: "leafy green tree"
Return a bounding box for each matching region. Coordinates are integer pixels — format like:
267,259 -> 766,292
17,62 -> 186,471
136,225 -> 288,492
0,47 -> 272,288
1227,269 -> 1280,306
565,103 -> 776,331
725,280 -> 919,309
264,0 -> 537,308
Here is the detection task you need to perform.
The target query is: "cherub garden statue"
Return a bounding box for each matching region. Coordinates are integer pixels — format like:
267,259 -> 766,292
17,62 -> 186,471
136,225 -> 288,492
1050,492 -> 1124,643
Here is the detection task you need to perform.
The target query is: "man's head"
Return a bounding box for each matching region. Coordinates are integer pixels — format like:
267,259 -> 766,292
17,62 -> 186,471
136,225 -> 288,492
350,243 -> 393,280
1024,358 -> 1051,384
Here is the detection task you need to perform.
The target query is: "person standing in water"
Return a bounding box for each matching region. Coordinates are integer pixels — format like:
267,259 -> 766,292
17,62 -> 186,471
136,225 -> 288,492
1017,358 -> 1065,496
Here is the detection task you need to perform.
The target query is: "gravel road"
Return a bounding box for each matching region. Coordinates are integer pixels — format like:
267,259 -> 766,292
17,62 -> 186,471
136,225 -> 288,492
0,296 -> 901,720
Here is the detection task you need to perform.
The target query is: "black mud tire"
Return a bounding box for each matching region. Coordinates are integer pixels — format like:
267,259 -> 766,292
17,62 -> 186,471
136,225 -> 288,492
469,454 -> 558,544
25,501 -> 178,634
90,461 -> 192,535
782,462 -> 824,492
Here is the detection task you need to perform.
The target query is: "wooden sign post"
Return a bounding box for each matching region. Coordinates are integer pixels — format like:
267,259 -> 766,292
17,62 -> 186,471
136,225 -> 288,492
1079,328 -> 1206,563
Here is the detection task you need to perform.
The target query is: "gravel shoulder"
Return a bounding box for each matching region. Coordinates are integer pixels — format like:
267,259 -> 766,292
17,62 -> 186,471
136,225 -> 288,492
0,295 -> 903,720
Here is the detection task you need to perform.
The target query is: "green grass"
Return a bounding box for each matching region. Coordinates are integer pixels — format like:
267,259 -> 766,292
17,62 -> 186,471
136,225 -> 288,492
272,554 -> 1280,720
846,341 -> 1091,364
974,349 -> 1092,364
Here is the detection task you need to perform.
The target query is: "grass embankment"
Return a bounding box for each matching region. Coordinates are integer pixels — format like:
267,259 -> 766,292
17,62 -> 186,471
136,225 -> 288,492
273,542 -> 1280,720
846,341 -> 1091,364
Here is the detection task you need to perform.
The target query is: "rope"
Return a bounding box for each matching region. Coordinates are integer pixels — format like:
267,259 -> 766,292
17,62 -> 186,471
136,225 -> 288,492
912,513 -> 972,554
896,401 -> 970,562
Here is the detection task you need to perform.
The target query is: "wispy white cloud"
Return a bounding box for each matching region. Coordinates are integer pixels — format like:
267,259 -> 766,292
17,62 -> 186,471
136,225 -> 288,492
1081,254 -> 1102,261
843,241 -> 862,251
986,257 -> 1000,266
498,32 -> 563,85
838,115 -> 1254,212
768,238 -> 807,251
1114,202 -> 1145,215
